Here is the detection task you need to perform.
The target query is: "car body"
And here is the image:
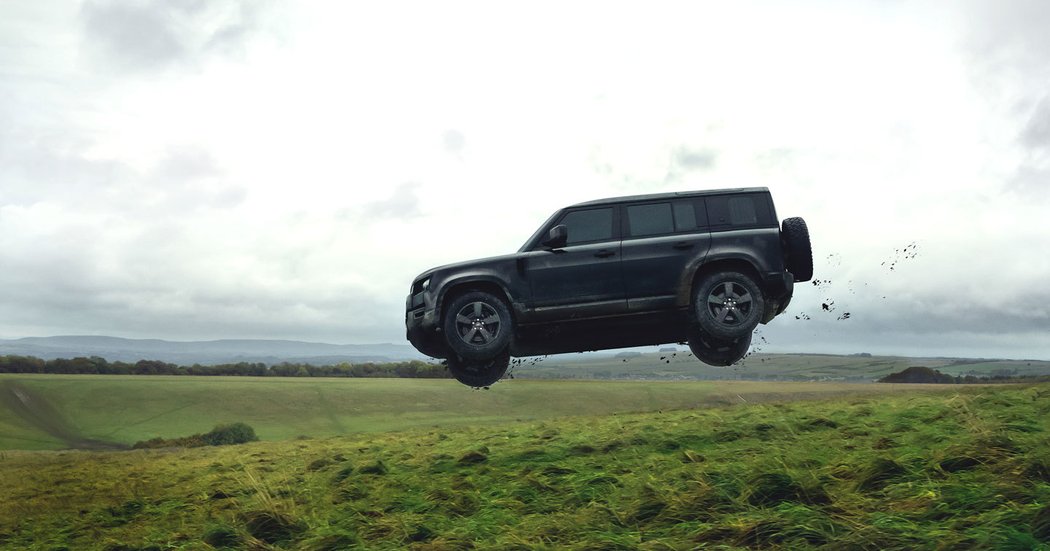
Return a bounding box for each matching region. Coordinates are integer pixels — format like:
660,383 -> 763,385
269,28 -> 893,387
406,187 -> 812,386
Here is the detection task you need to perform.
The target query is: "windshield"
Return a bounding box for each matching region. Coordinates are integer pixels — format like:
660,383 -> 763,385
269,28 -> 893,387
517,208 -> 563,252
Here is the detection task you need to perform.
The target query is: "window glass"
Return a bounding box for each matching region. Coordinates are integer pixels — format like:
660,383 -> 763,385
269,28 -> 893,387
672,200 -> 698,231
706,194 -> 768,228
560,208 -> 614,244
627,203 -> 673,236
728,197 -> 758,225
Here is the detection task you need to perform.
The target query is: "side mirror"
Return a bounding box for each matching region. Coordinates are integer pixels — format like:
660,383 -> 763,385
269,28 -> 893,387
542,225 -> 568,249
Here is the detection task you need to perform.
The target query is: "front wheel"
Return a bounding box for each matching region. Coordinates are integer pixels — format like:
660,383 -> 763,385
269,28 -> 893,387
442,291 -> 513,360
687,331 -> 752,367
446,350 -> 510,388
692,271 -> 764,341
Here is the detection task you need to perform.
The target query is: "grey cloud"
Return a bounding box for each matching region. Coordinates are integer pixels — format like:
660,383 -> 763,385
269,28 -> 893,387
153,146 -> 247,210
79,0 -> 280,73
155,146 -> 220,181
0,137 -> 244,213
81,1 -> 186,71
1021,96 -> 1050,151
660,145 -> 718,185
674,146 -> 717,170
359,182 -> 422,220
961,2 -> 1050,199
1010,97 -> 1050,197
0,131 -> 133,207
0,209 -> 398,343
965,0 -> 1050,73
1009,165 -> 1050,197
757,285 -> 1050,360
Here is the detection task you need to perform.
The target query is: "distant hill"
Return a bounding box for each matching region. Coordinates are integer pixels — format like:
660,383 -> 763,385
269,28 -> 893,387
0,336 -> 426,365
878,366 -> 957,384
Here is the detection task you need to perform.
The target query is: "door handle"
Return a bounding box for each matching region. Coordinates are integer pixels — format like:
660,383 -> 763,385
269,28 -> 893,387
594,250 -> 616,258
672,242 -> 694,250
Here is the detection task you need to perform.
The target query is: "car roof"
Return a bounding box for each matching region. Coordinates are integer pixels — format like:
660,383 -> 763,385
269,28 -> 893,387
569,187 -> 770,208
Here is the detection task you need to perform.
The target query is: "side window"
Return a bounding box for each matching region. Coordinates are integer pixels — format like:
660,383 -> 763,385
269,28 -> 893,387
627,203 -> 673,237
672,199 -> 708,231
706,194 -> 771,229
728,197 -> 758,225
559,208 -> 614,245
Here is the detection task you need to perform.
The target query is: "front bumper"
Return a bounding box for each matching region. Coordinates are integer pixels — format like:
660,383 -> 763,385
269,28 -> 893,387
405,300 -> 446,359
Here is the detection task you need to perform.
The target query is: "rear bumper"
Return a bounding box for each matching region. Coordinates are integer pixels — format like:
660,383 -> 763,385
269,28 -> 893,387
760,271 -> 794,323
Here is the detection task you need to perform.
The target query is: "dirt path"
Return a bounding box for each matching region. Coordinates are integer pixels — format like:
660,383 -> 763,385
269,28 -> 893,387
0,380 -> 126,450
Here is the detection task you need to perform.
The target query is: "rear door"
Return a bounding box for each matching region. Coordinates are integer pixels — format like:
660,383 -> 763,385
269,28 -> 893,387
620,199 -> 711,311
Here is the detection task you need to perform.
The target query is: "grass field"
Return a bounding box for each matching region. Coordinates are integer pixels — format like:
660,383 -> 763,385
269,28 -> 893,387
1,382 -> 1049,549
520,351 -> 1050,382
0,374 -> 940,451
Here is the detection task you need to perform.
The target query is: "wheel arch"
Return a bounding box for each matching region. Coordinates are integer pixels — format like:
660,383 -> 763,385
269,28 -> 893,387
436,277 -> 516,325
679,257 -> 764,307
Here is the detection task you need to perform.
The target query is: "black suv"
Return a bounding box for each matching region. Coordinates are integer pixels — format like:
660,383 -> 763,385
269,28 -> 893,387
406,188 -> 812,386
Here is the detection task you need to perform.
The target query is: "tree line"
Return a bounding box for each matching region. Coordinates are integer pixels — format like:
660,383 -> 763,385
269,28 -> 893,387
0,355 -> 450,378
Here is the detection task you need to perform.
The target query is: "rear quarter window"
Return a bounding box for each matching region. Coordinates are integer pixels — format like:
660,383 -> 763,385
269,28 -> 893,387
705,194 -> 774,230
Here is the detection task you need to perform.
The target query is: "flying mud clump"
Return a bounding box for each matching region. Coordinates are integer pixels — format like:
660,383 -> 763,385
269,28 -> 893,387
882,242 -> 920,271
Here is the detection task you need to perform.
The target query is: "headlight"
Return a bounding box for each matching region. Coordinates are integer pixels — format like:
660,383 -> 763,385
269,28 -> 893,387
421,278 -> 431,291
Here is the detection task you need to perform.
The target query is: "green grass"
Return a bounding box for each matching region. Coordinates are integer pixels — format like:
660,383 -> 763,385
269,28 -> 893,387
1,383 -> 1049,549
522,351 -> 1050,382
0,374 -> 934,451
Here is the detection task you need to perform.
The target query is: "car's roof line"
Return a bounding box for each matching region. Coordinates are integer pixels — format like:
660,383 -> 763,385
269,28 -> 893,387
569,187 -> 769,208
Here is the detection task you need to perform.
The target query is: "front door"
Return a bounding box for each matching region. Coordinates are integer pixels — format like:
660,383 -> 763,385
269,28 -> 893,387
523,206 -> 625,321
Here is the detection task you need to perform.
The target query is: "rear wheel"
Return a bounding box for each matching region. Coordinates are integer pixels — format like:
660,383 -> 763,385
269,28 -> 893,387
687,331 -> 752,367
781,217 -> 813,282
693,271 -> 764,341
446,350 -> 510,388
442,291 -> 512,360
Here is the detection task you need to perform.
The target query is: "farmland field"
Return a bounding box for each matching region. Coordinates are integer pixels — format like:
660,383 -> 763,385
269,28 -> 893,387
0,374 -> 940,451
1,376 -> 1049,549
518,350 -> 1050,382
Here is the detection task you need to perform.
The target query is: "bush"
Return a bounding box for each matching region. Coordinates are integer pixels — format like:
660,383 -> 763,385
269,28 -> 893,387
133,422 -> 257,449
203,423 -> 258,446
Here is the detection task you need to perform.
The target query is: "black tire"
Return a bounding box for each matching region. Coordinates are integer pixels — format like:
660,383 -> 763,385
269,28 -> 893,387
687,331 -> 752,367
446,349 -> 510,388
692,271 -> 764,341
781,217 -> 813,282
442,291 -> 513,360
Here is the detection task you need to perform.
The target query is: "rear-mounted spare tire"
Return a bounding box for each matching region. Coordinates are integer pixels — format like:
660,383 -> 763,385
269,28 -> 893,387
781,217 -> 813,282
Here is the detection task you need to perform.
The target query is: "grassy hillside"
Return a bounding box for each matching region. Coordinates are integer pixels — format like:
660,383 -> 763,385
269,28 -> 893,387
0,375 -> 928,451
1,383 -> 1048,549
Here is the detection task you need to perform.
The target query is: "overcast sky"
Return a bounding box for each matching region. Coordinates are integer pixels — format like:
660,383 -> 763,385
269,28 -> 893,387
1,1 -> 1048,359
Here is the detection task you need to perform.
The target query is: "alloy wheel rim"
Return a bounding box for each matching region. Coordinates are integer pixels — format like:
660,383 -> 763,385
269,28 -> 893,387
454,302 -> 501,346
705,281 -> 753,326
